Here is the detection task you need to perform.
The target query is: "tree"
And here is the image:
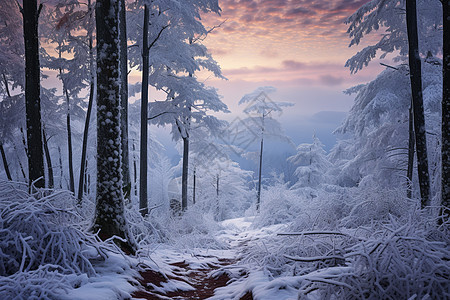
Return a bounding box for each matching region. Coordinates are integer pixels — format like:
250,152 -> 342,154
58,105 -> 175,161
238,86 -> 293,211
344,0 -> 442,201
442,0 -> 450,219
119,0 -> 131,201
288,135 -> 332,190
406,0 -> 431,207
139,4 -> 150,216
93,0 -> 134,252
128,0 -> 224,214
23,0 -> 45,189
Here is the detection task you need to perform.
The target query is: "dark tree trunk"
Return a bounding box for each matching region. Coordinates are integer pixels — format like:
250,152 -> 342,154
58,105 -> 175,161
42,129 -> 54,188
78,80 -> 94,203
193,168 -> 196,205
406,0 -> 431,208
407,102 -> 415,199
441,0 -> 450,219
77,1 -> 94,204
12,142 -> 26,181
139,4 -> 149,217
0,143 -> 12,181
58,146 -> 63,189
133,141 -> 138,196
63,83 -> 75,193
23,0 -> 44,189
181,136 -> 189,211
94,0 -> 134,253
256,136 -> 264,212
119,0 -> 130,200
20,127 -> 28,156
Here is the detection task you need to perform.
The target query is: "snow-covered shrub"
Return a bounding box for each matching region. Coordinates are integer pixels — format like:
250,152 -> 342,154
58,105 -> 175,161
252,181 -> 304,228
299,214 -> 450,299
0,265 -> 84,300
0,181 -> 106,277
162,209 -> 226,249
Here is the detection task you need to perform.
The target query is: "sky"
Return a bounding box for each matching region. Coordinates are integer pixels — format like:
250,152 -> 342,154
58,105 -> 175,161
193,0 -> 388,151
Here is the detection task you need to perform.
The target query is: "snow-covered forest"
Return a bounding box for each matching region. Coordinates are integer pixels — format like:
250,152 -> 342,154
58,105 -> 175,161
0,0 -> 449,299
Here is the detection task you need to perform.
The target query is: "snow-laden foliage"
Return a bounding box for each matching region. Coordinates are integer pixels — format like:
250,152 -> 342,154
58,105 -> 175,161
239,183 -> 449,299
192,157 -> 254,221
345,0 -> 442,73
0,181 -> 106,277
288,135 -> 332,189
0,265 -> 83,300
331,59 -> 442,192
297,214 -> 450,299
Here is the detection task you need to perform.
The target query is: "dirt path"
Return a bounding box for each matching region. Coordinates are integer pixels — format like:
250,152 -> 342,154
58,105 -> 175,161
131,219 -> 257,299
132,257 -> 247,299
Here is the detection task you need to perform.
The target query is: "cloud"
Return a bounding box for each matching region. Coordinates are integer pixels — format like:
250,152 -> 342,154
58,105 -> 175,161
221,60 -> 351,86
213,0 -> 372,33
319,75 -> 345,86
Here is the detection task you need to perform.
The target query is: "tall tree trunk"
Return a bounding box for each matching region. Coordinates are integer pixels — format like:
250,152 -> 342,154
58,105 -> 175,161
181,136 -> 189,211
0,143 -> 12,181
12,143 -> 27,181
58,146 -> 63,189
94,0 -> 134,253
133,141 -> 138,196
441,0 -> 450,220
406,0 -> 431,208
77,0 -> 95,204
62,79 -> 75,193
256,137 -> 263,212
42,129 -> 54,188
407,101 -> 415,198
193,168 -> 196,205
119,0 -> 130,200
23,0 -> 44,189
139,4 -> 149,217
78,80 -> 94,202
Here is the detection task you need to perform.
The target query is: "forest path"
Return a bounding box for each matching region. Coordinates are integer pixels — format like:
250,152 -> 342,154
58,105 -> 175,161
131,217 -> 258,300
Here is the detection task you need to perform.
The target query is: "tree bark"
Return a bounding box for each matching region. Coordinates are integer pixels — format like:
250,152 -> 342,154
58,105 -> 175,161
441,0 -> 450,219
139,4 -> 150,217
406,0 -> 431,208
119,0 -> 130,200
407,101 -> 415,198
23,0 -> 45,189
182,136 -> 189,211
94,0 -> 134,253
42,129 -> 54,188
77,0 -> 95,204
0,143 -> 12,181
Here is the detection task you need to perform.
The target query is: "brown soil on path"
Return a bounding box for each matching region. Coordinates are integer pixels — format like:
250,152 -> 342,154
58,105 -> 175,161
131,258 -> 253,300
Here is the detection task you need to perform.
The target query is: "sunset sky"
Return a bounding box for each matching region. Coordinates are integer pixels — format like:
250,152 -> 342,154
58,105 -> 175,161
197,0 -> 388,149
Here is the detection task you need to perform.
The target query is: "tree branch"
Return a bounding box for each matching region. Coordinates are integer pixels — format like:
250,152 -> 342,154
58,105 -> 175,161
16,0 -> 23,14
147,111 -> 177,121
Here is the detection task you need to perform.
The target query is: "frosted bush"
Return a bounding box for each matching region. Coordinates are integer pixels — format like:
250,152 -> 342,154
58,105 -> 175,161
299,214 -> 450,299
0,265 -> 85,300
163,209 -> 226,249
253,182 -> 304,228
0,181 -> 106,277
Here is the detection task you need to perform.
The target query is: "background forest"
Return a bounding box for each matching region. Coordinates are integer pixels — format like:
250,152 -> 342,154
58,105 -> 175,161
0,0 -> 449,299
